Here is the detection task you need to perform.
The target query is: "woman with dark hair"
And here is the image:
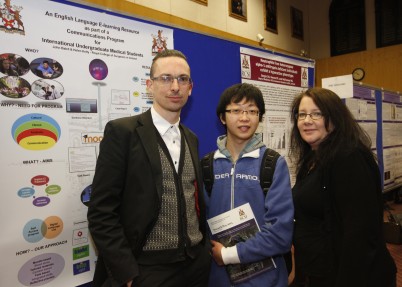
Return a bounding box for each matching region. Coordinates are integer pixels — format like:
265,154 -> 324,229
289,87 -> 396,287
0,59 -> 18,76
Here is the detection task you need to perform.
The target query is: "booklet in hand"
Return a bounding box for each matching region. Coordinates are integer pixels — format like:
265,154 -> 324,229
207,203 -> 276,284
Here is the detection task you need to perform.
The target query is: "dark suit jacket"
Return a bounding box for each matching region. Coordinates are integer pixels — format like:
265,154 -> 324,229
87,110 -> 207,287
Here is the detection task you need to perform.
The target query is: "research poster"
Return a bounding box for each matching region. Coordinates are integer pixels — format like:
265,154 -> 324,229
381,91 -> 402,190
240,47 -> 315,183
0,0 -> 173,286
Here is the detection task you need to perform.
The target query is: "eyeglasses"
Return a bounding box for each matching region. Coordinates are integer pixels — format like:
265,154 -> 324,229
225,109 -> 259,116
296,112 -> 323,120
151,74 -> 192,86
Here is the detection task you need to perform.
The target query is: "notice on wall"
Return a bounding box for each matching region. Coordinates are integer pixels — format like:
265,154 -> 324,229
0,0 -> 173,286
322,74 -> 354,98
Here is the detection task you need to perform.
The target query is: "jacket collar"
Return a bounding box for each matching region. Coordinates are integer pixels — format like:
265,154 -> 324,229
215,133 -> 264,160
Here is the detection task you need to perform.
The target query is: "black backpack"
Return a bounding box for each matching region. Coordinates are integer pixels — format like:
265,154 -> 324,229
201,148 -> 293,275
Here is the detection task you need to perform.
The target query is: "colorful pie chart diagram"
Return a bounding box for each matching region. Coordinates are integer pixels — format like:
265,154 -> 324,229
11,113 -> 61,150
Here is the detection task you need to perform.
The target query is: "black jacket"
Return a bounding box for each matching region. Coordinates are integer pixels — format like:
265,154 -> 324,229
293,147 -> 396,287
87,110 -> 207,286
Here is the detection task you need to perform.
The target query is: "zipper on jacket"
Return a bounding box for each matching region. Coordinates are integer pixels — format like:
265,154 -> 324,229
230,163 -> 235,209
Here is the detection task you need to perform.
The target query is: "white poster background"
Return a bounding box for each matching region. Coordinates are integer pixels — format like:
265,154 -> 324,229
0,0 -> 173,286
240,47 -> 315,184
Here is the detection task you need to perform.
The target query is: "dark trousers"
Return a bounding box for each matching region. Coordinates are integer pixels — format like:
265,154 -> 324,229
133,248 -> 211,287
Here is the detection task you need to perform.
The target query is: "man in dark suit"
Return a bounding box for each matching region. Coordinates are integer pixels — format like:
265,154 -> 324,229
88,49 -> 210,287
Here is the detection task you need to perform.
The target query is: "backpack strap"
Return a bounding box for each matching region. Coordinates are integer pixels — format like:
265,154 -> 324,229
260,148 -> 280,196
260,148 -> 293,275
202,148 -> 280,197
201,151 -> 215,196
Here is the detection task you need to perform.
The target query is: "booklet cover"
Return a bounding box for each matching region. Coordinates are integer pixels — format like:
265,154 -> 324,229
207,203 -> 276,284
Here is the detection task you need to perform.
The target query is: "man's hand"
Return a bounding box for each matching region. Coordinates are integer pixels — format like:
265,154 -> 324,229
126,280 -> 132,287
210,240 -> 225,266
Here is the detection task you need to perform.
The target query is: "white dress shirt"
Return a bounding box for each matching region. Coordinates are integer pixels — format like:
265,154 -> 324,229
151,107 -> 181,172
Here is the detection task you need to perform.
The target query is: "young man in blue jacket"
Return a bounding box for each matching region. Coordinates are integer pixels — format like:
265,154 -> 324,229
206,83 -> 294,287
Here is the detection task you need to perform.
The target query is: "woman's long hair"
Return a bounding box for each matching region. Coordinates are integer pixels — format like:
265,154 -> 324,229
289,88 -> 373,174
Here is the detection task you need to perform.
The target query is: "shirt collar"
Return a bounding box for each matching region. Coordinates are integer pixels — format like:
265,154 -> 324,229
151,106 -> 180,136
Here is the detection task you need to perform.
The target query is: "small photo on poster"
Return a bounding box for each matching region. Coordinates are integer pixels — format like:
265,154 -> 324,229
0,53 -> 30,77
66,98 -> 97,113
31,79 -> 64,100
30,57 -> 64,79
0,76 -> 31,99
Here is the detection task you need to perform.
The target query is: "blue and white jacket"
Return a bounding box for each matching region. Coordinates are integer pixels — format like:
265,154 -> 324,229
205,135 -> 294,287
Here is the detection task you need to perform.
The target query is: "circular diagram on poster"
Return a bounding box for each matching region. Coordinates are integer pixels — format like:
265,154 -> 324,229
22,216 -> 64,243
18,253 -> 65,286
11,113 -> 61,150
89,58 -> 108,80
0,76 -> 31,98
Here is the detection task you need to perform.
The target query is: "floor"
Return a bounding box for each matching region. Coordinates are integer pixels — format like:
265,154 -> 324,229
79,197 -> 402,287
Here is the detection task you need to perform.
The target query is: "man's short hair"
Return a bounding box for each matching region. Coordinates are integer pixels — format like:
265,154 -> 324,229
150,49 -> 189,77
